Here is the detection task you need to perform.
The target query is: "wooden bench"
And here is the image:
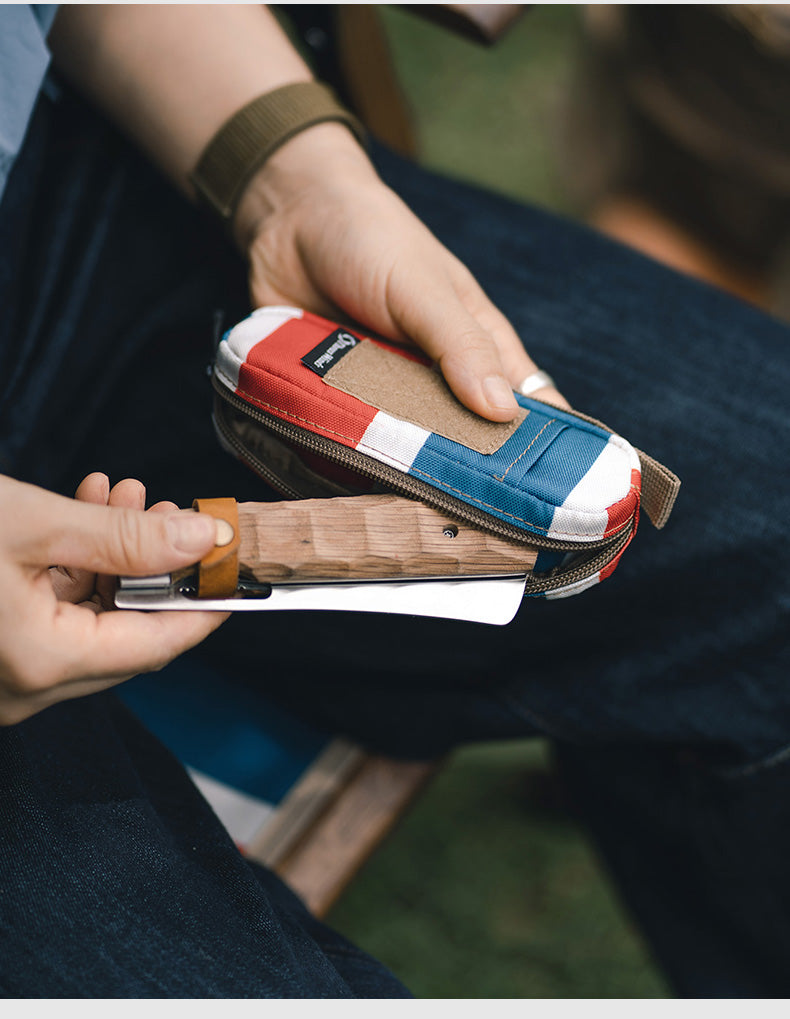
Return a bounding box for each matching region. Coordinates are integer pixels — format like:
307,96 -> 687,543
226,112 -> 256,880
249,741 -> 436,917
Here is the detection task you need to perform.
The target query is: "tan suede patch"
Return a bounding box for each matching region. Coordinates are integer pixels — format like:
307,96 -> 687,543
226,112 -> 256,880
323,340 -> 526,455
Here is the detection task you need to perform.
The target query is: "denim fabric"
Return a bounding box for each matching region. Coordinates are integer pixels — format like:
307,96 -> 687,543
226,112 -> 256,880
1,89 -> 789,997
0,694 -> 409,998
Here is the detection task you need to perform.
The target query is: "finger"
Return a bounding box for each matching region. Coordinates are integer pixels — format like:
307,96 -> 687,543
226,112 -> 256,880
75,472 -> 111,505
448,269 -> 534,385
0,606 -> 229,725
386,266 -> 519,422
254,282 -> 344,323
448,262 -> 571,411
48,564 -> 94,604
11,480 -> 218,576
93,479 -> 149,606
148,501 -> 179,514
50,473 -> 113,602
51,599 -> 229,682
108,477 -> 146,511
470,300 -> 570,411
248,255 -> 346,324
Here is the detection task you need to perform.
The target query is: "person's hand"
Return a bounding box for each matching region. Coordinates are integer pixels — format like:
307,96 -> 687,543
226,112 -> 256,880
235,124 -> 569,422
49,5 -> 563,418
0,473 -> 227,725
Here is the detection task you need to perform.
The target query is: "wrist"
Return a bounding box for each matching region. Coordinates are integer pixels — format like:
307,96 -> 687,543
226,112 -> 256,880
190,80 -> 366,237
232,120 -> 377,251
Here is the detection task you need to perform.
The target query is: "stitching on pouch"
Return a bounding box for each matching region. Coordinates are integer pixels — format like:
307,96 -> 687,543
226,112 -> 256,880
495,418 -> 556,482
248,359 -> 380,419
234,385 -> 638,538
407,467 -> 638,536
236,385 -> 370,445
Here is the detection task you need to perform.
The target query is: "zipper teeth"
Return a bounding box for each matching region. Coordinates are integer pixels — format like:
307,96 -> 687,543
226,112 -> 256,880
213,379 -> 625,553
523,525 -> 632,595
214,405 -> 305,499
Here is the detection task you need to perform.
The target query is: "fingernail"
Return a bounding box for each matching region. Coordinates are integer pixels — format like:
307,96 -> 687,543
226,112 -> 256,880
482,375 -> 518,414
214,519 -> 235,547
166,512 -> 217,553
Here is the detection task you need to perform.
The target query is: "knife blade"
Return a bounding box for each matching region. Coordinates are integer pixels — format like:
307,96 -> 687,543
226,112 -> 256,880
114,573 -> 529,625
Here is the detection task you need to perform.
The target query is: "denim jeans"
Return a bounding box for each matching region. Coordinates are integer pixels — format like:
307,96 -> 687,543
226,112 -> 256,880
1,91 -> 789,997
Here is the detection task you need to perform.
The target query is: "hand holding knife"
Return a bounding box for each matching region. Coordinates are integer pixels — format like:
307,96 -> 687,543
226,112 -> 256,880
115,494 -> 534,626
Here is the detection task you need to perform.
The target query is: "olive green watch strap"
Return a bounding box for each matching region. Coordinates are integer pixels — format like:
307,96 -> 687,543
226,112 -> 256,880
190,81 -> 365,221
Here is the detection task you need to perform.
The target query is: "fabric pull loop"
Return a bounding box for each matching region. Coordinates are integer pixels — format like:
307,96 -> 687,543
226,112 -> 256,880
192,497 -> 240,598
636,451 -> 681,530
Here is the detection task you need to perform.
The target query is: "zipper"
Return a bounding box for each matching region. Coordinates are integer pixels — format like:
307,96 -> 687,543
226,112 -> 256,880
213,377 -> 631,556
212,381 -> 636,596
214,399 -> 306,500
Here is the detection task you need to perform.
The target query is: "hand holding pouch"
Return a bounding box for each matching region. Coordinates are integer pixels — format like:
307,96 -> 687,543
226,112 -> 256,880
211,306 -> 680,600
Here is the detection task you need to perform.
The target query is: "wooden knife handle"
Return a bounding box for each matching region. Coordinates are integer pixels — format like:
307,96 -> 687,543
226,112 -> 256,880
237,494 -> 534,582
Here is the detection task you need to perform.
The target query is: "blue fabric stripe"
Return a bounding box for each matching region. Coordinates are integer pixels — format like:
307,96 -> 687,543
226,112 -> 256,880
409,433 -> 557,533
519,426 -> 609,509
495,420 -> 568,488
121,657 -> 330,804
406,396 -> 611,538
516,396 -> 610,438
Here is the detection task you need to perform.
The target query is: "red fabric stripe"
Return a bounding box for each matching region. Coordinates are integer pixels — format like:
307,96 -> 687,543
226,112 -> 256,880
599,532 -> 632,581
236,313 -> 376,447
603,468 -> 641,537
601,472 -> 641,579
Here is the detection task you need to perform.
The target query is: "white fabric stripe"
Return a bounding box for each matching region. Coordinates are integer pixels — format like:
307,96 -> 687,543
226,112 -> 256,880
356,411 -> 430,472
217,306 -> 303,389
214,343 -> 243,391
547,435 -> 633,541
188,768 -> 275,849
608,430 -> 642,476
544,573 -> 601,600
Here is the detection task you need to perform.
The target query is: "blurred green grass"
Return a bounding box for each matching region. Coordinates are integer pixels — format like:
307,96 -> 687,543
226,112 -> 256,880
378,4 -> 581,210
326,6 -> 668,999
330,741 -> 666,998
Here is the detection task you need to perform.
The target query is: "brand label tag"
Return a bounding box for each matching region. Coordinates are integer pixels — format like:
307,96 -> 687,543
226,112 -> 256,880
301,329 -> 360,377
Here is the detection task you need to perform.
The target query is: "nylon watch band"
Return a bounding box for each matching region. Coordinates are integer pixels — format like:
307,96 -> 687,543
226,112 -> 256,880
190,81 -> 365,221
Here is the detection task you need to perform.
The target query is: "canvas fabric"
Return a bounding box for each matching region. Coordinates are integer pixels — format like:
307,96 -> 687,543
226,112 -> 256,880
213,306 -> 666,598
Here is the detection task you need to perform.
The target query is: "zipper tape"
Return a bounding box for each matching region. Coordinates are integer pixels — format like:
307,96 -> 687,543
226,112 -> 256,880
212,385 -> 638,597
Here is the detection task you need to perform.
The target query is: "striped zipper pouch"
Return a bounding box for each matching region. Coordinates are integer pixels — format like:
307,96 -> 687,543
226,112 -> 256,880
212,306 -> 679,598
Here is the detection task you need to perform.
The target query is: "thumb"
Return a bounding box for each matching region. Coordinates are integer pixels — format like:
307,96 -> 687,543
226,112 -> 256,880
12,481 -> 217,576
386,268 -> 520,423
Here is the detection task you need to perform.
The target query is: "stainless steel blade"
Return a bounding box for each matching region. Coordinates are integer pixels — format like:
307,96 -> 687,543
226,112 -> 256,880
114,574 -> 528,625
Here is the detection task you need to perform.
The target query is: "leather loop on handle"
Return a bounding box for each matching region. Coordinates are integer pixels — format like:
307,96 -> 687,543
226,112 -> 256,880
192,498 -> 240,598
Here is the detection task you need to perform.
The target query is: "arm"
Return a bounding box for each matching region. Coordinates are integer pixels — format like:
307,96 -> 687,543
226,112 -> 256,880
50,4 -> 566,421
0,5 -> 563,723
49,4 -> 312,195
